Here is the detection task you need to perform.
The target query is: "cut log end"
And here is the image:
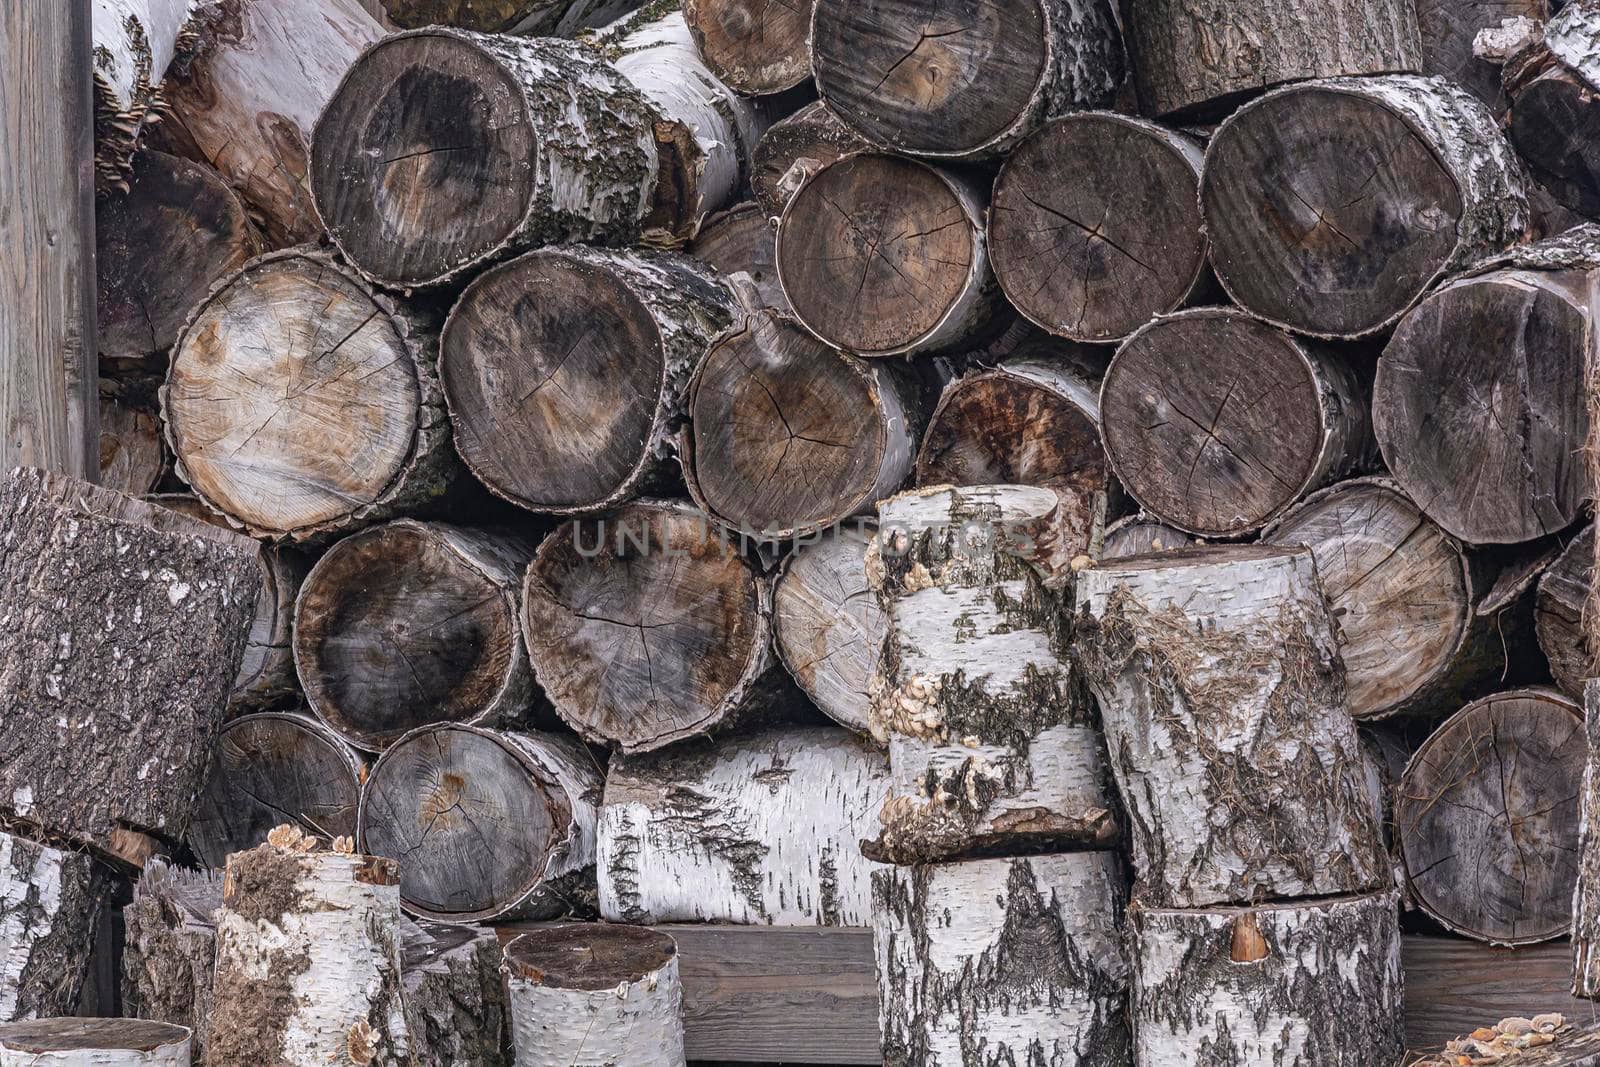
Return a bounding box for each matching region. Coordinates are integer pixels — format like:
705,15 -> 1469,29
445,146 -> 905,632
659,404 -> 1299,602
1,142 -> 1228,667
0,1019 -> 191,1061
683,0 -> 815,95
749,102 -> 869,217
687,202 -> 786,312
1536,526 -> 1596,697
772,525 -> 884,735
504,925 -> 675,990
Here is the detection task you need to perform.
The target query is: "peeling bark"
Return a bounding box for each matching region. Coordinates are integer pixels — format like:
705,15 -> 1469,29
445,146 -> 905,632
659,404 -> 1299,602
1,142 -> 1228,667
122,860 -> 220,1058
0,831 -> 105,1023
401,924 -> 511,1066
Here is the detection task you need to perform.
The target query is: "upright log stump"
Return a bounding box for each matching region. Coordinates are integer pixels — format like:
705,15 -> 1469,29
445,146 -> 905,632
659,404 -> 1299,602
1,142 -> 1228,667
122,861 -> 221,1060
0,1020 -> 192,1067
0,830 -> 105,1022
402,925 -> 511,1066
1076,546 -> 1388,907
1576,679 -> 1600,997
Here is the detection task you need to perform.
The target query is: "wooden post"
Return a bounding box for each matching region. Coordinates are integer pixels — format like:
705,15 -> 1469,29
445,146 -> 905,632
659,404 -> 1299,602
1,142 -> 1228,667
0,1 -> 98,479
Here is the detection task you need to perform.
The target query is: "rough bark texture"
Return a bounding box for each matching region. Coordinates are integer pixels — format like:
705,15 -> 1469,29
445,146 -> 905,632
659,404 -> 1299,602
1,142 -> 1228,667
687,202 -> 786,311
359,725 -> 600,923
1417,0 -> 1548,109
1576,679 -> 1600,998
873,853 -> 1131,1067
1129,889 -> 1405,1067
1539,525 -> 1597,698
504,925 -> 685,1067
381,0 -> 641,33
163,249 -> 454,543
89,0 -> 199,188
440,247 -> 731,517
1075,545 -> 1389,908
1506,0 -> 1600,216
0,830 -> 105,1023
749,101 -> 869,217
811,0 -> 1125,160
121,860 -> 220,1059
683,0 -> 813,94
1099,516 -> 1192,560
208,840 -> 413,1067
0,1019 -> 192,1066
599,726 -> 889,925
1398,687 -> 1584,945
401,924 -> 511,1067
1102,308 -> 1373,538
0,468 -> 260,862
865,485 -> 1118,866
1202,74 -> 1529,339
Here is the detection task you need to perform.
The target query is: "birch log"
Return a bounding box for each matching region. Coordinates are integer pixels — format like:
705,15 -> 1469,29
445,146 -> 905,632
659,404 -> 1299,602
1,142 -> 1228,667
683,0 -> 812,94
773,524 -> 885,734
381,0 -> 640,32
0,831 -> 105,1022
89,0 -> 198,187
163,249 -> 453,542
0,468 -> 260,865
439,248 -> 731,516
207,837 -> 412,1067
0,1020 -> 192,1066
599,726 -> 889,925
810,0 -> 1125,160
503,925 -> 685,1067
161,0 -> 383,247
359,726 -> 600,923
401,925 -> 511,1067
1539,526 -> 1597,698
122,861 -> 220,1060
1202,74 -> 1528,338
873,853 -> 1131,1067
293,522 -> 537,751
749,101 -> 869,217
1506,1 -> 1600,217
1576,679 -> 1600,997
866,485 -> 1118,866
1129,889 -> 1405,1067
1075,545 -> 1389,907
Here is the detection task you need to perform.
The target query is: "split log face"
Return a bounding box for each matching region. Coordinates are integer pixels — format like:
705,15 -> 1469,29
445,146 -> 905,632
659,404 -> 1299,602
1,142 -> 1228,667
1262,477 -> 1509,720
1374,264 -> 1591,545
294,522 -> 536,751
1124,0 -> 1422,118
1398,687 -> 1584,945
687,202 -> 786,311
1075,545 -> 1389,908
380,0 -> 641,33
95,151 -> 259,366
1576,679 -> 1600,997
1416,0 -> 1548,109
873,853 -> 1131,1067
1099,516 -> 1192,559
810,0 -> 1125,160
98,395 -> 165,497
990,114 -> 1208,343
122,860 -> 221,1060
440,248 -> 731,516
1537,525 -> 1597,698
163,250 -> 451,542
749,101 -> 869,217
685,309 -> 919,539
401,925 -> 511,1066
504,925 -> 685,1067
188,713 -> 364,870
0,1019 -> 191,1066
1202,75 -> 1528,339
772,524 -> 885,734
683,0 -> 814,94
777,153 -> 994,357
599,726 -> 890,925
1129,889 -> 1404,1067
1101,308 -> 1372,538
311,31 -> 659,288
359,725 -> 600,922
522,501 -> 780,753
0,831 -> 104,1022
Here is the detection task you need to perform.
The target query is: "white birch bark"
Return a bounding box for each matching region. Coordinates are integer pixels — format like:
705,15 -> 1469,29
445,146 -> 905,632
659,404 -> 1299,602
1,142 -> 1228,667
0,1020 -> 192,1066
90,0 -> 200,185
1573,679 -> 1600,996
0,831 -> 103,1022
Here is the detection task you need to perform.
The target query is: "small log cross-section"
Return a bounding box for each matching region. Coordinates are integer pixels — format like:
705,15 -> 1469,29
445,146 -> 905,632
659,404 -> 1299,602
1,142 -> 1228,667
873,853 -> 1131,1067
359,726 -> 600,923
504,925 -> 685,1067
0,1019 -> 192,1067
1507,1 -> 1600,217
749,102 -> 869,218
1202,74 -> 1528,339
187,713 -> 364,870
599,726 -> 890,926
380,0 -> 642,33
98,394 -> 164,498
294,522 -> 537,751
1075,545 -> 1389,908
122,860 -> 221,1060
522,501 -> 786,753
866,485 -> 1118,866
777,154 -> 996,357
0,829 -> 105,1022
440,247 -> 731,516
1129,889 -> 1405,1067
1538,526 -> 1597,698
311,31 -> 659,289
207,836 -> 411,1067
0,469 -> 261,864
687,202 -> 786,312
401,925 -> 511,1067
1101,308 -> 1373,538
1576,680 -> 1600,997
989,114 -> 1209,343
810,0 -> 1125,160
683,0 -> 814,95
1399,688 -> 1585,946
684,309 -> 920,539
1099,516 -> 1192,560
163,249 -> 453,543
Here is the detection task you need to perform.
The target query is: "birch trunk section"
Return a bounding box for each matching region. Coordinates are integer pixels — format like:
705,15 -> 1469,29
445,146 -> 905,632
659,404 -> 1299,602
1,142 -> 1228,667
1575,679 -> 1600,997
0,1020 -> 192,1066
0,831 -> 105,1022
89,0 -> 198,186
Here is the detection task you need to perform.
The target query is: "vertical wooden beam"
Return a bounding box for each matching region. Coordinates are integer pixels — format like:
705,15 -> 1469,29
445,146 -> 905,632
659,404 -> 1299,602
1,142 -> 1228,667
0,1 -> 98,480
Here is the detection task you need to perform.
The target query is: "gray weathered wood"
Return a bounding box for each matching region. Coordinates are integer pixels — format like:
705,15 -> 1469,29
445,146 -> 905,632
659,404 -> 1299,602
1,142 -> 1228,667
0,1019 -> 191,1065
1538,525 -> 1596,698
98,393 -> 164,498
687,202 -> 786,311
749,102 -> 869,218
1575,678 -> 1600,997
380,0 -> 640,32
773,524 -> 884,735
1417,0 -> 1548,109
683,0 -> 813,95
121,860 -> 220,1059
1505,1 -> 1600,217
402,924 -> 511,1066
1099,516 -> 1192,559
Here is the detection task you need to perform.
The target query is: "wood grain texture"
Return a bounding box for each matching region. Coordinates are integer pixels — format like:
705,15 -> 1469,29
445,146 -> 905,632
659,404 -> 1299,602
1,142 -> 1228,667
683,0 -> 814,94
98,393 -> 165,498
750,102 -> 869,218
1419,0 -> 1550,109
1576,678 -> 1600,998
1537,525 -> 1597,698
380,0 -> 640,32
687,202 -> 786,311
773,524 -> 884,734
0,1019 -> 191,1063
1099,516 -> 1192,559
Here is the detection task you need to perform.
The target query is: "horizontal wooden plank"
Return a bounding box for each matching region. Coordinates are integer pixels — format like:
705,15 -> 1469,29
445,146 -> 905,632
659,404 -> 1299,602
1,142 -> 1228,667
1400,937 -> 1599,1049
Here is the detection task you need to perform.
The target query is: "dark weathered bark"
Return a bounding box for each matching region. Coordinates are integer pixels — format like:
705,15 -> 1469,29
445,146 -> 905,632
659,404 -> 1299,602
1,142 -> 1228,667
0,1019 -> 192,1065
1102,307 -> 1373,538
401,924 -> 512,1067
359,725 -> 599,923
440,248 -> 731,516
1128,889 -> 1404,1067
1099,516 -> 1192,560
294,521 -> 538,751
0,468 -> 260,865
0,830 -> 105,1023
683,0 -> 814,94
522,500 -> 789,753
990,113 -> 1208,342
96,151 -> 260,369
1506,2 -> 1600,217
776,153 -> 998,357
98,392 -> 165,498
1075,545 -> 1389,907
684,309 -> 920,539
749,101 -> 869,217
1417,0 -> 1548,109
121,860 -> 221,1060
163,249 -> 454,543
1538,525 -> 1597,698
686,202 -> 786,311
873,854 -> 1131,1067
811,0 -> 1125,160
381,0 -> 640,33
1576,679 -> 1600,997
1202,74 -> 1529,338
1399,687 -> 1584,945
